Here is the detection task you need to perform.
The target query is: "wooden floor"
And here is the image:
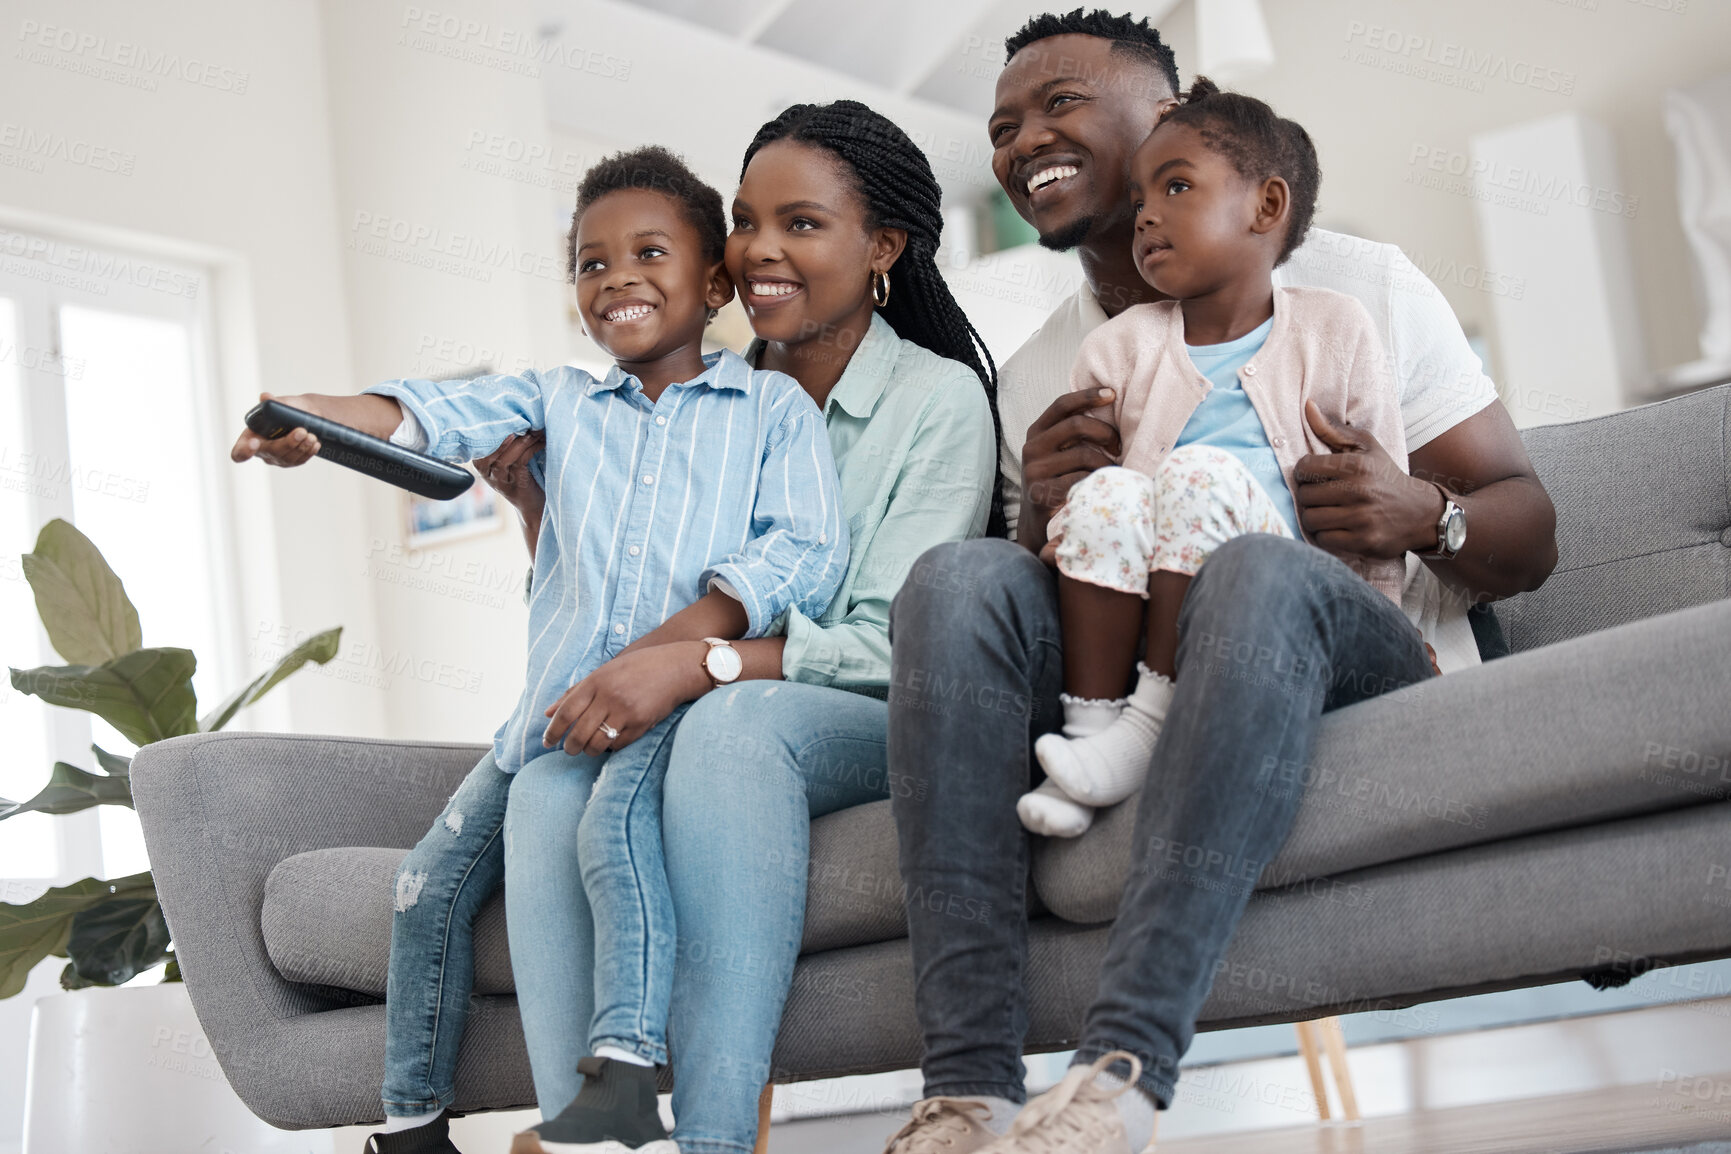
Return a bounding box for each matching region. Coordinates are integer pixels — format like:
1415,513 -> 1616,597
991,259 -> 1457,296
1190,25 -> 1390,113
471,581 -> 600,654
1160,1075 -> 1731,1154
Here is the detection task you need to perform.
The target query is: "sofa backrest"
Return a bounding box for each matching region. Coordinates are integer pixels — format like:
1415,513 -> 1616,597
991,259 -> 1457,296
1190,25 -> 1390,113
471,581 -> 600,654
1498,383 -> 1731,653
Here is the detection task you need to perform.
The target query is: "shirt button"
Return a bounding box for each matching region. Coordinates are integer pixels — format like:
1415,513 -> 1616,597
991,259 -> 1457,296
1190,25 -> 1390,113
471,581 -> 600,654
642,474 -> 654,485
655,416 -> 666,426
818,533 -> 827,545
1242,363 -> 1256,376
629,544 -> 641,556
613,624 -> 625,635
1272,436 -> 1285,447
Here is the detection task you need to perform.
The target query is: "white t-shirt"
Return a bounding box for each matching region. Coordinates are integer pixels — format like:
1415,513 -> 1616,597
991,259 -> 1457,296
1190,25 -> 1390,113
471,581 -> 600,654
996,227 -> 1499,674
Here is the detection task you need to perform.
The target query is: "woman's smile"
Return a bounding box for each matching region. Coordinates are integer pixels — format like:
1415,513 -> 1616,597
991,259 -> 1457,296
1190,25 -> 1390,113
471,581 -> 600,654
743,276 -> 804,311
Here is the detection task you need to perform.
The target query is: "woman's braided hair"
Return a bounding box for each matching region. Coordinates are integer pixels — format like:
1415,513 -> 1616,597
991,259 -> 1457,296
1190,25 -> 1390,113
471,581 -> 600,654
742,100 -> 1007,536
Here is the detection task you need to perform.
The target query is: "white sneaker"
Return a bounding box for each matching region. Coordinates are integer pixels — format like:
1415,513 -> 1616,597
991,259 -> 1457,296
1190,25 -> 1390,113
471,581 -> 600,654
976,1052 -> 1152,1154
882,1097 -> 999,1154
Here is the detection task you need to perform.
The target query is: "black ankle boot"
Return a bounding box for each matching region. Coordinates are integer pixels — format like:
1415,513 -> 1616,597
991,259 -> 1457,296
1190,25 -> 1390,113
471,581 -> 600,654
513,1057 -> 676,1152
366,1110 -> 461,1153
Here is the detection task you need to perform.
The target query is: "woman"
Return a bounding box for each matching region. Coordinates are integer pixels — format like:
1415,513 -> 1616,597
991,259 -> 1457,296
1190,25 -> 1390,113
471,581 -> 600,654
501,100 -> 1003,1154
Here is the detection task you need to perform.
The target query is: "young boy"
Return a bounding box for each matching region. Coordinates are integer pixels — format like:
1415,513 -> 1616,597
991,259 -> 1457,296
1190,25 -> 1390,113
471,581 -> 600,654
232,146 -> 848,1154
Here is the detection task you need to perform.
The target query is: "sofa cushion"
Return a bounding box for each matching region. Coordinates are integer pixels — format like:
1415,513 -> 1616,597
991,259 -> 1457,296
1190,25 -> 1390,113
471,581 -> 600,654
1032,596 -> 1731,923
1500,384 -> 1730,653
262,846 -> 515,996
262,798 -> 908,995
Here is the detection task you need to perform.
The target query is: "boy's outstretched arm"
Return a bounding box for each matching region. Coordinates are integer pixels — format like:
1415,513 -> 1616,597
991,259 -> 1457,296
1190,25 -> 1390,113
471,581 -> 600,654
230,391 -> 403,466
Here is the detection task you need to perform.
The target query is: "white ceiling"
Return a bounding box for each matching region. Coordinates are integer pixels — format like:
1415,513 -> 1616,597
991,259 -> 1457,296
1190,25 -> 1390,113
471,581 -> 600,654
535,0 -> 1181,205
618,0 -> 1181,114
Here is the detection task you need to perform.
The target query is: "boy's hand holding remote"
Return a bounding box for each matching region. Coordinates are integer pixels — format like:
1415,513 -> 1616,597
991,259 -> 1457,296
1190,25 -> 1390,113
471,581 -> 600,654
229,391 -> 404,467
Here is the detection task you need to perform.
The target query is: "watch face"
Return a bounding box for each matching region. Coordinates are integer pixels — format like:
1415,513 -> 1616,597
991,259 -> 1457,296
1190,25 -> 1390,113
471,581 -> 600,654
706,644 -> 743,683
1445,509 -> 1467,553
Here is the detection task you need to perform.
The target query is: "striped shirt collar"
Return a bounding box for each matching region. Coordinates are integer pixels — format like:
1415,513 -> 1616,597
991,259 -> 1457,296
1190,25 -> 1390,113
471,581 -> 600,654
586,348 -> 756,397
745,312 -> 900,420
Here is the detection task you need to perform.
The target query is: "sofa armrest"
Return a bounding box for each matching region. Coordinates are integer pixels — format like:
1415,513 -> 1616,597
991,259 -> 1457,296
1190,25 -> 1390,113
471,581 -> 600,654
1504,383 -> 1730,651
130,732 -> 488,1126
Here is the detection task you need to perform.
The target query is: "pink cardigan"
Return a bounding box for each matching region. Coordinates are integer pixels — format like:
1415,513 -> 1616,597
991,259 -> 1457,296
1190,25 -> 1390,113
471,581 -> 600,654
1067,285 -> 1409,603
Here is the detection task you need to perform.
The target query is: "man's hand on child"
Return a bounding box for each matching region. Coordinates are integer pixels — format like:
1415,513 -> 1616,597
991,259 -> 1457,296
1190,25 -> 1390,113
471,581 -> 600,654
542,642 -> 709,756
231,392 -> 325,467
1295,400 -> 1440,560
1020,388 -> 1120,542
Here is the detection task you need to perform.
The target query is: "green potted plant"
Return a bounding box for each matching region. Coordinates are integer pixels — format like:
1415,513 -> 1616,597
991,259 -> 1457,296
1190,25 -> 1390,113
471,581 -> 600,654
1,518 -> 340,997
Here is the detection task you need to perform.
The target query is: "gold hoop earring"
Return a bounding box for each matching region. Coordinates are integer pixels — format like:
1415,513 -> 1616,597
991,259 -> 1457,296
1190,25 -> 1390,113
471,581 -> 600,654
872,270 -> 891,308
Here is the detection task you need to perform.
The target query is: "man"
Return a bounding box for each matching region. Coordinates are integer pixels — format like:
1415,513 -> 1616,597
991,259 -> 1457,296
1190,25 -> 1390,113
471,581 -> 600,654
884,10 -> 1558,1153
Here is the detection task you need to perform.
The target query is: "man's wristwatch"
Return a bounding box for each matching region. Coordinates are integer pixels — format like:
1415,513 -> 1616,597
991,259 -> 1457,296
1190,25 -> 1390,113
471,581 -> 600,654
699,637 -> 743,688
1421,484 -> 1467,560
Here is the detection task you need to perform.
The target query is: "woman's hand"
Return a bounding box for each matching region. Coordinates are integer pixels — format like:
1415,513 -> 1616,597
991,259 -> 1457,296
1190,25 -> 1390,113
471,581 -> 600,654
476,430 -> 547,525
542,641 -> 709,756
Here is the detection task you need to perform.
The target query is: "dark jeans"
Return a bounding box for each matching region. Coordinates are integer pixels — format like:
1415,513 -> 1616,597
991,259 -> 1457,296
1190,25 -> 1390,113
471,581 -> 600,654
888,534 -> 1434,1106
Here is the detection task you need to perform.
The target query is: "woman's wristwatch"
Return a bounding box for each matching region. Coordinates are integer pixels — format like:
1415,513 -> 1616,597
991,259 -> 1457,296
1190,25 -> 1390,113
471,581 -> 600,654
1421,483 -> 1467,560
699,637 -> 743,688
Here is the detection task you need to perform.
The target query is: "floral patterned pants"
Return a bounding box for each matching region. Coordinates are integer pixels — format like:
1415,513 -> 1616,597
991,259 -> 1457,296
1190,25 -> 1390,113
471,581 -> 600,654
1049,445 -> 1294,596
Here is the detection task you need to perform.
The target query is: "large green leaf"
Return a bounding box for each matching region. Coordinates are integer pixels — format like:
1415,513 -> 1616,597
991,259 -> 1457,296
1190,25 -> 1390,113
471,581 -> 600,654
10,648 -> 198,746
199,626 -> 342,732
63,896 -> 171,988
0,873 -> 154,998
20,519 -> 142,665
0,762 -> 132,821
91,744 -> 132,777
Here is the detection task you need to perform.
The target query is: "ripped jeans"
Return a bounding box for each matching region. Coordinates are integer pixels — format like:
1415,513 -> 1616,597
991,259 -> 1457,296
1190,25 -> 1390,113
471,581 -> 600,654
382,747 -> 581,1116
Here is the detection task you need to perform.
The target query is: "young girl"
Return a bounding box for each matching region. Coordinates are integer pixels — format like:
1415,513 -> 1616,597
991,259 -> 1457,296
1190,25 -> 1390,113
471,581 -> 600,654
1018,79 -> 1412,839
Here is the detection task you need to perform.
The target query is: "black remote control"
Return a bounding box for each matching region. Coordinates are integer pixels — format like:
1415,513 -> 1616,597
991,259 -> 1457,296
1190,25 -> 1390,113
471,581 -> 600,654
244,400 -> 475,501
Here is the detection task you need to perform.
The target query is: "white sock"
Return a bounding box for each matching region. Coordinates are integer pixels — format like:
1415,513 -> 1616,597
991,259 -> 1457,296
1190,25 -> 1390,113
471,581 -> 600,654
383,1108 -> 441,1132
1059,694 -> 1124,739
1017,778 -> 1094,837
1091,1070 -> 1158,1153
1035,667 -> 1173,807
951,1094 -> 1021,1135
595,1044 -> 654,1068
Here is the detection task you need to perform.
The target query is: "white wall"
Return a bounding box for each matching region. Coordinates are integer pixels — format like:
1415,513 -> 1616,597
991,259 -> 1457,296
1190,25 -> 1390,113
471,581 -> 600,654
0,0 -> 387,737
1161,0 -> 1731,412
316,0 -> 581,744
0,3 -> 394,1143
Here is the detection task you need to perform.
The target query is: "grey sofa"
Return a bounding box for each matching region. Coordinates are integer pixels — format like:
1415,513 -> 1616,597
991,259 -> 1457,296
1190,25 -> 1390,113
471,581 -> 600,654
132,385 -> 1731,1130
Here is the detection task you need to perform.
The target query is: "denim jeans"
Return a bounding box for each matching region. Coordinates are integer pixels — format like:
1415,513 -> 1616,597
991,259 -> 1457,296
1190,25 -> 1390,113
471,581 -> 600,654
581,704 -> 692,1065
503,706 -> 689,1106
888,534 -> 1434,1107
383,749 -> 575,1115
507,680 -> 891,1154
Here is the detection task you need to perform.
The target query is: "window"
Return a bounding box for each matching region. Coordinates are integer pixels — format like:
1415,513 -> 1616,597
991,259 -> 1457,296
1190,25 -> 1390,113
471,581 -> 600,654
0,227 -> 237,883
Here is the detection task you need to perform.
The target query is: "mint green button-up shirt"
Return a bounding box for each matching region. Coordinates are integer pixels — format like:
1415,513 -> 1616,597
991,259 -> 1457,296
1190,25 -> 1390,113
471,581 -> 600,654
758,313 -> 996,692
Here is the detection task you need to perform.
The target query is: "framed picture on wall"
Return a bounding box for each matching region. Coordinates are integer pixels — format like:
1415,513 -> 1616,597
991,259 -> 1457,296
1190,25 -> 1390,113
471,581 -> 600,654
404,469 -> 500,549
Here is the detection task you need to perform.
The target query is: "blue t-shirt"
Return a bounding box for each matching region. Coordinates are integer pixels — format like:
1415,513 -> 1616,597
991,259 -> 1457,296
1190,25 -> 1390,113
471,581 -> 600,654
1174,317 -> 1299,535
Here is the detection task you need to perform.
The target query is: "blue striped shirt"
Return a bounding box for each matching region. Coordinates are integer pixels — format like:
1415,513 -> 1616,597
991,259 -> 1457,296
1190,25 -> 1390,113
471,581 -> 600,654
365,349 -> 847,771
